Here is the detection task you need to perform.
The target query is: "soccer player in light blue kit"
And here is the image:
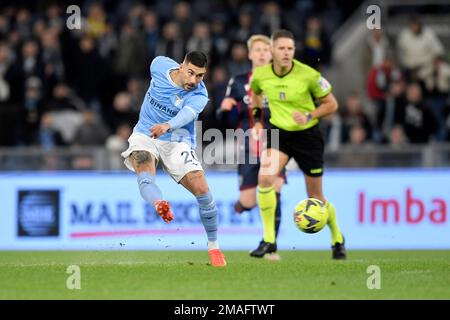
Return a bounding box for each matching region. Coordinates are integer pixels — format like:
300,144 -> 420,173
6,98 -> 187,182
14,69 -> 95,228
121,51 -> 226,267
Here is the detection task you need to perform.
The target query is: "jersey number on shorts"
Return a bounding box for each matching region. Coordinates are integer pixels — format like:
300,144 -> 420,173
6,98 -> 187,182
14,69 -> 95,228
181,150 -> 198,164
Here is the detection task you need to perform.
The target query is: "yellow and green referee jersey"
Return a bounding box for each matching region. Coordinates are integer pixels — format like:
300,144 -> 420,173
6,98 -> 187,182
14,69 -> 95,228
250,59 -> 332,131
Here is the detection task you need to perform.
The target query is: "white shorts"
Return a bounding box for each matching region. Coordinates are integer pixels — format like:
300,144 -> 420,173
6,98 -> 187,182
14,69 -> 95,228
121,132 -> 203,182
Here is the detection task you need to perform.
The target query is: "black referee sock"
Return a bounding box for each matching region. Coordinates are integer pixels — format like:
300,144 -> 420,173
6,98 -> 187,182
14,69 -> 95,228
275,192 -> 281,238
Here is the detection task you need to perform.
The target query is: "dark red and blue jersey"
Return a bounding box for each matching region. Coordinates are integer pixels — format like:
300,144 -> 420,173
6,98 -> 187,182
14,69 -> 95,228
224,71 -> 271,131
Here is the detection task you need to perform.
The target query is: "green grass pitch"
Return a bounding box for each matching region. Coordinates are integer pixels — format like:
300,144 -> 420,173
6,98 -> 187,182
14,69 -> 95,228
1,250 -> 449,299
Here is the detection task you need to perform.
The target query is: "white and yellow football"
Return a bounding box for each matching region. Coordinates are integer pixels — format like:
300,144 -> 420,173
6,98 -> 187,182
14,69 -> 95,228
293,198 -> 329,233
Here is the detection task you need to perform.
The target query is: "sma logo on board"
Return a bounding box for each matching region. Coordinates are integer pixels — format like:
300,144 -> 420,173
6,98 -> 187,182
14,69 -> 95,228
17,190 -> 60,237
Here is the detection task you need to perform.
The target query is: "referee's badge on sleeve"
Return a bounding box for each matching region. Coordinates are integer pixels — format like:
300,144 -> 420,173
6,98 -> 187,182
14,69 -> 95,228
279,92 -> 286,100
318,77 -> 331,91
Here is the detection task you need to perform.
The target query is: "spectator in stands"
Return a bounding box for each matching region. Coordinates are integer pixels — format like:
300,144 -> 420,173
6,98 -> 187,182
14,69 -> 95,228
227,43 -> 251,77
446,109 -> 450,142
15,8 -> 32,38
155,22 -> 185,63
341,92 -> 372,143
319,113 -> 342,152
127,3 -> 146,30
388,125 -> 408,148
73,35 -> 105,111
114,22 -> 147,80
106,122 -> 131,151
45,82 -> 84,112
0,14 -> 10,39
395,82 -> 437,143
361,29 -> 392,77
32,19 -> 47,41
300,16 -> 331,70
86,2 -> 107,39
377,125 -> 411,167
45,4 -> 64,32
260,2 -> 282,36
8,40 -> 44,104
190,0 -> 212,20
378,77 -> 407,143
418,55 -> 450,141
73,109 -> 109,146
142,10 -> 159,60
366,55 -> 403,142
36,112 -> 65,149
22,77 -> 44,144
0,42 -> 12,103
338,124 -> 376,167
41,27 -> 65,95
397,17 -> 444,81
126,78 -> 145,113
317,0 -> 344,34
232,11 -> 258,44
348,124 -> 369,145
106,123 -> 132,169
97,23 -> 118,60
209,15 -> 230,67
173,2 -> 194,43
0,40 -> 21,145
44,82 -> 85,144
186,22 -> 212,55
109,91 -> 139,131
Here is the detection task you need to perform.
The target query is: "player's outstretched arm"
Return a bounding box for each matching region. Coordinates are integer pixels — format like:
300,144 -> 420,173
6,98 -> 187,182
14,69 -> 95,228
150,106 -> 199,138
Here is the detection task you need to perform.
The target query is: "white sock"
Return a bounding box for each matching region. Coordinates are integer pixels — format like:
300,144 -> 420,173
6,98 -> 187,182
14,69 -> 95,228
207,240 -> 219,250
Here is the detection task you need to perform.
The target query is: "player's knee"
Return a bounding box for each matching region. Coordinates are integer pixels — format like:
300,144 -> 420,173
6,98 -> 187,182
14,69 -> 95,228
240,195 -> 256,208
190,181 -> 210,196
195,185 -> 210,195
185,171 -> 209,195
131,151 -> 153,165
258,174 -> 276,188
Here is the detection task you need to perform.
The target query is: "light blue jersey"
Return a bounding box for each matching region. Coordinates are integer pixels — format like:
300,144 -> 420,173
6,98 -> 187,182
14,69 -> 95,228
134,56 -> 209,147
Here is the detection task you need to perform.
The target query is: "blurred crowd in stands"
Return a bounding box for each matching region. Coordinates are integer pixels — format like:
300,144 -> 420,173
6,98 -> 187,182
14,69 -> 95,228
0,0 -> 448,159
320,16 -> 450,153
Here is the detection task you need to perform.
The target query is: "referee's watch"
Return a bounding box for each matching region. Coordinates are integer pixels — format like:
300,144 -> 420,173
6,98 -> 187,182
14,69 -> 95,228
306,113 -> 313,122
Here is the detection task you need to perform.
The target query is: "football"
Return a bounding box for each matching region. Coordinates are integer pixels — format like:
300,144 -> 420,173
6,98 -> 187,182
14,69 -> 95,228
293,198 -> 329,233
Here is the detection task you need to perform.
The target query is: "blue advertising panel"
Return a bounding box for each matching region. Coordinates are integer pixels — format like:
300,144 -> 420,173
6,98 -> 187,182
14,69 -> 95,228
0,169 -> 449,250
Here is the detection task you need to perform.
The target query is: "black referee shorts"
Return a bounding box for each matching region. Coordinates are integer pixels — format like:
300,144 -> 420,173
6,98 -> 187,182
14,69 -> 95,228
267,124 -> 324,177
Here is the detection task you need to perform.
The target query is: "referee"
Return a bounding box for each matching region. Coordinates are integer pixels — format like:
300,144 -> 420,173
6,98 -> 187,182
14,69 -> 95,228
250,29 -> 346,259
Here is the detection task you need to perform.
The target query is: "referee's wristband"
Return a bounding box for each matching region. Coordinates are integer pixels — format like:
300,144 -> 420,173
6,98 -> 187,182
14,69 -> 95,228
306,113 -> 313,122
